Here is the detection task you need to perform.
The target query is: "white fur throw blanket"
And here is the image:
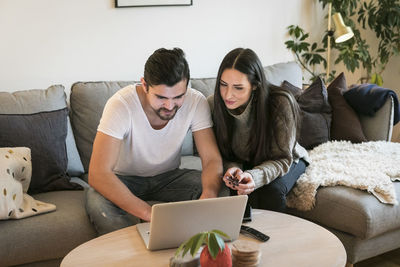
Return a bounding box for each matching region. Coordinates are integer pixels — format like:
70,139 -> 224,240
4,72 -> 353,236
286,141 -> 400,211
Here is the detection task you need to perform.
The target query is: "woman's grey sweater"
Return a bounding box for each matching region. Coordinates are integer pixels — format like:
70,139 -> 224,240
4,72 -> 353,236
208,92 -> 309,190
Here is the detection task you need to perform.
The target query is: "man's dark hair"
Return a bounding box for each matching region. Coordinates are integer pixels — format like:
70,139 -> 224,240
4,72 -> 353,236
144,48 -> 190,87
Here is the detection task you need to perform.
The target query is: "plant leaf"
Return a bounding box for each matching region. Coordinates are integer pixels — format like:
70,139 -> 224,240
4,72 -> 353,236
190,233 -> 206,257
182,233 -> 202,258
211,229 -> 230,239
175,241 -> 186,258
311,43 -> 317,51
214,233 -> 226,252
207,233 -> 220,260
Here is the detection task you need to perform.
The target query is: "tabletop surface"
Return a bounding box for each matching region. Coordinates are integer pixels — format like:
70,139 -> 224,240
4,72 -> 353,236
61,209 -> 346,267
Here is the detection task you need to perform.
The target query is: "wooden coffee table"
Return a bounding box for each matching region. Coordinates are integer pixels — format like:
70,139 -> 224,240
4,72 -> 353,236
61,209 -> 346,267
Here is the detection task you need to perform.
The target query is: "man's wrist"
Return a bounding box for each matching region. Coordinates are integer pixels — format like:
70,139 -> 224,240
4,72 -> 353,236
200,188 -> 219,199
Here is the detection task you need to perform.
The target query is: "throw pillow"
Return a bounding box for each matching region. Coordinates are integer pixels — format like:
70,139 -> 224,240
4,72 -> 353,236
0,85 -> 84,177
327,73 -> 367,143
281,77 -> 332,149
0,108 -> 82,194
0,147 -> 56,220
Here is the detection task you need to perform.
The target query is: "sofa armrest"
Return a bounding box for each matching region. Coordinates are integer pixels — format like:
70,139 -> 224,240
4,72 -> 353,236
359,96 -> 394,141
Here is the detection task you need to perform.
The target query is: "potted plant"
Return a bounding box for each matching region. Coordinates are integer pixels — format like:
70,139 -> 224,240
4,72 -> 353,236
285,0 -> 399,85
174,230 -> 232,267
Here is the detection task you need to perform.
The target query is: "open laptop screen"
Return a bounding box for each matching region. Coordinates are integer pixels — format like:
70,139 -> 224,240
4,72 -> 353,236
136,195 -> 248,250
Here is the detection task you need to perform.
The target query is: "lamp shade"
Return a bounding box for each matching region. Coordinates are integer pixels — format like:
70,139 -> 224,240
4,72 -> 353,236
332,12 -> 354,43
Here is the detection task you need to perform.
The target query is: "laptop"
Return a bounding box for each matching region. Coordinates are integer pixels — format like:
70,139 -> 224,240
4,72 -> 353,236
136,195 -> 248,250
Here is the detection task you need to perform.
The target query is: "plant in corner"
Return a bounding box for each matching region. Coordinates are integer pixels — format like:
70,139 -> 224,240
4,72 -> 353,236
285,0 -> 399,85
175,230 -> 232,267
285,25 -> 329,82
357,0 -> 400,85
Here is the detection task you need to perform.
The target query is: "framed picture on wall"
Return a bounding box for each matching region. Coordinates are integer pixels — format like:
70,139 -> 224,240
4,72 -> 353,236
115,0 -> 192,8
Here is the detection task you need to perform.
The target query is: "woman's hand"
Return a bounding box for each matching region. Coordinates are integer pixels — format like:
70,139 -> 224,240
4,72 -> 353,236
235,172 -> 255,195
222,167 -> 255,195
222,167 -> 242,190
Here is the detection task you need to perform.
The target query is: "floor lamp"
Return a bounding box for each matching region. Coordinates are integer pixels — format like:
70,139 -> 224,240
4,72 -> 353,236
326,3 -> 354,80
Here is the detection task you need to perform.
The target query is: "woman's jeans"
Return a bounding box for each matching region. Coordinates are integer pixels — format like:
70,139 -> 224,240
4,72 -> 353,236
85,168 -> 202,235
248,159 -> 307,212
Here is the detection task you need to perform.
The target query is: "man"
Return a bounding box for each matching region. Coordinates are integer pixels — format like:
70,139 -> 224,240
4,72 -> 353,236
86,48 -> 223,235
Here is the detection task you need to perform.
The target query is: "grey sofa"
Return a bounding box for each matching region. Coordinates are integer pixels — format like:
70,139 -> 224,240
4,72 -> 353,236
0,61 -> 398,266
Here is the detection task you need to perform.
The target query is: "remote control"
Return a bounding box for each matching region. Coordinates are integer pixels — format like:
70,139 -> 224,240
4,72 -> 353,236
240,225 -> 270,242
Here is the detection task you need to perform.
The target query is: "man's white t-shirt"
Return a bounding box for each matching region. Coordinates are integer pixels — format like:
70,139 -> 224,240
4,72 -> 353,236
97,84 -> 212,177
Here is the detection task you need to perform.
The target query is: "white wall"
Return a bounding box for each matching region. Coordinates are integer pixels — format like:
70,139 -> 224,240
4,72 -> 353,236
0,0 -> 318,94
1,1 -> 398,95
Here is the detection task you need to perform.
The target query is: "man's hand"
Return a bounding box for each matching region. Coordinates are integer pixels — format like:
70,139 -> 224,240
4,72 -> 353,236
142,205 -> 152,222
223,167 -> 255,195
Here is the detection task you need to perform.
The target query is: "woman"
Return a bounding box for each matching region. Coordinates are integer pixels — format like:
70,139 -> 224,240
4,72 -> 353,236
209,48 -> 309,212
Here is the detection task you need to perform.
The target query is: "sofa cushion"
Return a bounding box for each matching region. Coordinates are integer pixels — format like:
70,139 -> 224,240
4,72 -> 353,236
70,81 -> 134,171
282,78 -> 332,149
0,190 -> 96,266
190,78 -> 216,98
327,73 -> 367,143
289,183 -> 400,239
0,85 -> 84,177
0,109 -> 82,194
264,61 -> 303,88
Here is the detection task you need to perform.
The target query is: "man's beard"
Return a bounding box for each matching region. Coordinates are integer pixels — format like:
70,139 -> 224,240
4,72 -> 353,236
155,106 -> 179,121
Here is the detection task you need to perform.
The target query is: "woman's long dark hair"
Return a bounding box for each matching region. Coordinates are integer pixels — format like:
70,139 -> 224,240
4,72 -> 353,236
213,48 -> 299,168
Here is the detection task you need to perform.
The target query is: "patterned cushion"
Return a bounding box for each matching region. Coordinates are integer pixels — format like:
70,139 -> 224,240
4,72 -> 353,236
0,147 -> 55,220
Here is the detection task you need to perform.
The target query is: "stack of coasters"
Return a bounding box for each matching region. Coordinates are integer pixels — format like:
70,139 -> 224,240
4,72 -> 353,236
231,240 -> 261,267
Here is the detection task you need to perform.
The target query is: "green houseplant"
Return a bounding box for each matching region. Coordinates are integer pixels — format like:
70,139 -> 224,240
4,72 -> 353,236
175,230 -> 232,267
285,0 -> 399,85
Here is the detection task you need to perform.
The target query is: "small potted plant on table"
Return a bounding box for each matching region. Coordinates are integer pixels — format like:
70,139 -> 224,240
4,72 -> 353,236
173,230 -> 232,267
